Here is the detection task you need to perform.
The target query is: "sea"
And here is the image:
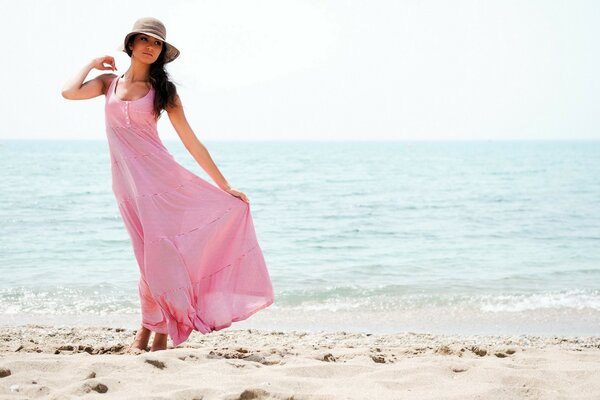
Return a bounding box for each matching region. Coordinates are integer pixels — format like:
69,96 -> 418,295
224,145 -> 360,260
1,139 -> 599,337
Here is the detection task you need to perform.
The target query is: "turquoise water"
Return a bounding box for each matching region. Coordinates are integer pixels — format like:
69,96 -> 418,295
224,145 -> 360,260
1,139 -> 599,336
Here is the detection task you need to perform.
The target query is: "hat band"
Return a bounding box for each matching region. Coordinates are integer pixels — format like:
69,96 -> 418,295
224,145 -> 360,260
133,28 -> 166,42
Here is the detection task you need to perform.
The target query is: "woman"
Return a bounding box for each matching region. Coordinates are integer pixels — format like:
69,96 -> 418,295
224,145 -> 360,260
61,17 -> 274,353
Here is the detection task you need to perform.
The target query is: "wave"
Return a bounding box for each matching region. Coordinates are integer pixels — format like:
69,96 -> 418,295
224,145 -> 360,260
1,283 -> 599,316
271,285 -> 600,313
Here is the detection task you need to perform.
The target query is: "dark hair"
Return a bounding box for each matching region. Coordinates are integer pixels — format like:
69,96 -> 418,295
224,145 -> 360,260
125,34 -> 178,119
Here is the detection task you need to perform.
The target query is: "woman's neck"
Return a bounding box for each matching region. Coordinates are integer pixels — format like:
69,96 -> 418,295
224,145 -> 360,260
123,61 -> 151,82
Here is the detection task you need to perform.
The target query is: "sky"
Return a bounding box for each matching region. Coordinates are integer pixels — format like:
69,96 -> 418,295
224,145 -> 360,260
0,0 -> 598,141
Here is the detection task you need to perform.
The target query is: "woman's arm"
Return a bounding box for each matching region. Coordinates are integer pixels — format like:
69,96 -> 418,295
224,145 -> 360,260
61,56 -> 117,100
167,95 -> 250,203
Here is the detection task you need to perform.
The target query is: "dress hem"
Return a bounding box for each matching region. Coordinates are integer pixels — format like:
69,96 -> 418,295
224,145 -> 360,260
141,243 -> 273,346
174,297 -> 275,347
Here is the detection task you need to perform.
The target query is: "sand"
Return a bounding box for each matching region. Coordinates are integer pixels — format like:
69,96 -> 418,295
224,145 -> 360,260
0,324 -> 599,399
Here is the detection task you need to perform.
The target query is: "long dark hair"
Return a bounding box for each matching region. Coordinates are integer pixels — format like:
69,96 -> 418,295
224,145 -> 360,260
125,34 -> 178,119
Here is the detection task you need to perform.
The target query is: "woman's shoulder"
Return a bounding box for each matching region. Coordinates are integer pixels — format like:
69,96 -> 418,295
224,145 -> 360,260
98,73 -> 119,95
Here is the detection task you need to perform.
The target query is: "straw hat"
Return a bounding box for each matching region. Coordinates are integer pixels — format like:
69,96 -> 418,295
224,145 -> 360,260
120,17 -> 180,63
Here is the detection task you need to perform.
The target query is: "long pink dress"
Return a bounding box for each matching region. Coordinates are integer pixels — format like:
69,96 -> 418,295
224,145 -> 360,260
104,74 -> 274,347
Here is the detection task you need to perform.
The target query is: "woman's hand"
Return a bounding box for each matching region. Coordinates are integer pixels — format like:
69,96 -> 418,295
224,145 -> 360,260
224,187 -> 250,204
91,55 -> 117,71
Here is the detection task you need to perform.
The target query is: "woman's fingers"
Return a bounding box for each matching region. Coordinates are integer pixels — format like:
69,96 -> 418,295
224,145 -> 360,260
92,55 -> 116,71
235,191 -> 249,203
101,62 -> 116,71
224,187 -> 250,204
103,56 -> 116,71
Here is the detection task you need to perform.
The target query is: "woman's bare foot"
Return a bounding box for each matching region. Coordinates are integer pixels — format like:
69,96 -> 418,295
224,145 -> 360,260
126,325 -> 151,354
150,332 -> 168,352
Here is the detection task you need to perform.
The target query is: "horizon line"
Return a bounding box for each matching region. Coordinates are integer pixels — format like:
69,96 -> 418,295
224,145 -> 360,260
2,138 -> 600,142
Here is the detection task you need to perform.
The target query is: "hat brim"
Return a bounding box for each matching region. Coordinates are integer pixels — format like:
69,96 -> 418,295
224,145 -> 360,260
120,31 -> 180,63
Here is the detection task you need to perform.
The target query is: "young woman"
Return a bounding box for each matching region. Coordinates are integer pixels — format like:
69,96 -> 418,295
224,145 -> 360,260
62,17 -> 274,353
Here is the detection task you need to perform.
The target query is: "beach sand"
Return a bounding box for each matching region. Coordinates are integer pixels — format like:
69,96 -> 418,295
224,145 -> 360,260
0,324 -> 598,399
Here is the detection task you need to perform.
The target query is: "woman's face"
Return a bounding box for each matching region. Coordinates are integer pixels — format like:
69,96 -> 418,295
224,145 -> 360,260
129,33 -> 164,64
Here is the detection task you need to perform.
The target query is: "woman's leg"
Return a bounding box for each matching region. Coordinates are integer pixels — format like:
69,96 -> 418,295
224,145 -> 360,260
150,332 -> 168,351
127,325 -> 151,353
138,276 -> 169,334
118,203 -> 169,348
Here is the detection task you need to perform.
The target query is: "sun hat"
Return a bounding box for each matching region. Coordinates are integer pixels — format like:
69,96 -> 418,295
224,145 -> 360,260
120,17 -> 180,63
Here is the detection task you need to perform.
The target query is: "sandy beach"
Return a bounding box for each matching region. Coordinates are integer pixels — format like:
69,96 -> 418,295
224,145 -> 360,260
0,324 -> 598,399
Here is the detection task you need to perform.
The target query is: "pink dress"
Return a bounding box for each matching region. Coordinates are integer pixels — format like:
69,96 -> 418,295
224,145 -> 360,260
104,74 -> 274,347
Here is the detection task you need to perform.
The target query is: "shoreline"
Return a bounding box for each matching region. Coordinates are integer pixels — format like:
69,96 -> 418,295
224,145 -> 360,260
1,324 -> 600,353
1,324 -> 599,399
2,308 -> 599,338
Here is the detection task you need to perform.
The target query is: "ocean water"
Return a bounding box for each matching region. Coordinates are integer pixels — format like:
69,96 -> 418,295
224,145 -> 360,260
1,139 -> 599,336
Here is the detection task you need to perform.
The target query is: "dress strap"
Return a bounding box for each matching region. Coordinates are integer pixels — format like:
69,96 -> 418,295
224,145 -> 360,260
107,74 -> 120,98
113,74 -> 123,96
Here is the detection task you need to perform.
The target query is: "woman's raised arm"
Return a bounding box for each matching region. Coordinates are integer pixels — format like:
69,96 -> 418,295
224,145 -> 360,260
61,56 -> 117,100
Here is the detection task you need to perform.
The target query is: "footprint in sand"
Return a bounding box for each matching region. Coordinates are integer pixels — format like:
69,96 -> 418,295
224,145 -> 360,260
145,359 -> 167,369
237,388 -> 270,400
82,381 -> 109,394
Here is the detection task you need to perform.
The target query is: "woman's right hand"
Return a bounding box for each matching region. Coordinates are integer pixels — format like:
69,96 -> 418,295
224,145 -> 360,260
91,55 -> 117,71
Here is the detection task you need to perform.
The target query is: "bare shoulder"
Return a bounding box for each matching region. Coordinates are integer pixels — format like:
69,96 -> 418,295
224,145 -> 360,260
166,93 -> 184,113
97,73 -> 118,95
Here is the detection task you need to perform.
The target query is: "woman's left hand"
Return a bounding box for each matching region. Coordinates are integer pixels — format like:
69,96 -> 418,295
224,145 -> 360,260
224,187 -> 250,204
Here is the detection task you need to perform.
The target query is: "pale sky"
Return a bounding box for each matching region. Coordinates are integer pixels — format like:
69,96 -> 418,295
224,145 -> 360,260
0,0 -> 598,140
